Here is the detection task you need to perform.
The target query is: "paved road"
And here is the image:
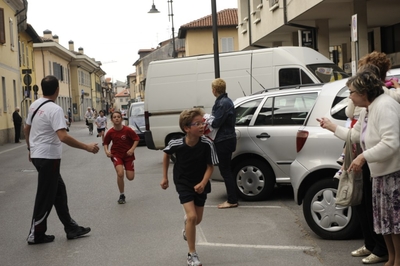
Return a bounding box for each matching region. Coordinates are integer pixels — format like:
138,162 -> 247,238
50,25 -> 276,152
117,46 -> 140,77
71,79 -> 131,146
0,121 -> 383,266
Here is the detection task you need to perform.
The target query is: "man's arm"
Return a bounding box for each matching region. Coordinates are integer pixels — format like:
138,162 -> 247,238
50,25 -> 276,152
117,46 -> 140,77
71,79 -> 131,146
56,129 -> 99,153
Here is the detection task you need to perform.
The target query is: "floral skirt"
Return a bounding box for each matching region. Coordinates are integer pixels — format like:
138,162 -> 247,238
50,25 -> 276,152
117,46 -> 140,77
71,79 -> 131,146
372,170 -> 400,235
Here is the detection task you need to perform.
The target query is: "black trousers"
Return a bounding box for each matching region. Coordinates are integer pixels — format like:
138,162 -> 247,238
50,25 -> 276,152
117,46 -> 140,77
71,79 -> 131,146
354,163 -> 387,257
27,159 -> 77,242
215,138 -> 238,204
14,123 -> 21,143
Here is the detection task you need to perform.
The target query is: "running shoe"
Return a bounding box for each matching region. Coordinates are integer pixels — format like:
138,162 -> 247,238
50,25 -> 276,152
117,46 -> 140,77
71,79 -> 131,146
27,234 -> 55,245
118,194 -> 126,204
66,226 -> 91,240
187,252 -> 202,266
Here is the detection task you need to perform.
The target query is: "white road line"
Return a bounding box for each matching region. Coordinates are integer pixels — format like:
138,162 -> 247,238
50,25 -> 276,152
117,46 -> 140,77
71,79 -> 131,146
190,206 -> 308,252
197,241 -> 314,251
0,145 -> 24,155
205,205 -> 282,209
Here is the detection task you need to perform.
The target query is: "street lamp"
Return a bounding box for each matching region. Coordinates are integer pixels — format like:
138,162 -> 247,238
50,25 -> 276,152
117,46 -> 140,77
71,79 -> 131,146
148,0 -> 159,13
148,0 -> 177,58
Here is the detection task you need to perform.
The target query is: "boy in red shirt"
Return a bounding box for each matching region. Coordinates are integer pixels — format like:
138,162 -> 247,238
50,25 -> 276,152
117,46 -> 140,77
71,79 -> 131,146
104,111 -> 140,204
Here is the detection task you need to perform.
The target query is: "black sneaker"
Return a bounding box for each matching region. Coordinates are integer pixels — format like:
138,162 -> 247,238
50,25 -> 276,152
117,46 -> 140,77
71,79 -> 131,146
66,226 -> 91,240
28,234 -> 55,245
118,194 -> 126,204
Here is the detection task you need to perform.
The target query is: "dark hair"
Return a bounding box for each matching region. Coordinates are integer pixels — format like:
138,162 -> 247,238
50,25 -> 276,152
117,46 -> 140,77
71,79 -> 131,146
346,69 -> 384,102
111,111 -> 122,119
41,75 -> 59,96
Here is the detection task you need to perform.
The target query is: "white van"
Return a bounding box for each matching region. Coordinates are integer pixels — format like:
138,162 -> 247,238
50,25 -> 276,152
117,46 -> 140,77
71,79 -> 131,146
144,46 -> 347,150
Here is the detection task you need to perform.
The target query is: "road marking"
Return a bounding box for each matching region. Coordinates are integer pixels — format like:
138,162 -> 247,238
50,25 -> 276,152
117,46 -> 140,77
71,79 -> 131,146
197,225 -> 313,251
197,241 -> 314,251
0,145 -> 24,155
198,205 -> 313,252
205,205 -> 281,209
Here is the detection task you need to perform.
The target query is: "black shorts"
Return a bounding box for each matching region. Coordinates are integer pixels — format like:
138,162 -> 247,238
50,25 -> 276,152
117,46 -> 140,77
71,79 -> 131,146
178,190 -> 207,206
97,128 -> 106,133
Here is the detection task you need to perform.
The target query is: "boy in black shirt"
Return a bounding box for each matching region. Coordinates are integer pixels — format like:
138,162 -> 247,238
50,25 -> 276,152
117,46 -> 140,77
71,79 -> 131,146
160,108 -> 218,266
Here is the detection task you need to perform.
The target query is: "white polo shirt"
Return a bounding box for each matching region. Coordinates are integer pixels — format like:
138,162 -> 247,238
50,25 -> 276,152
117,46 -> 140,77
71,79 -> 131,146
26,98 -> 67,159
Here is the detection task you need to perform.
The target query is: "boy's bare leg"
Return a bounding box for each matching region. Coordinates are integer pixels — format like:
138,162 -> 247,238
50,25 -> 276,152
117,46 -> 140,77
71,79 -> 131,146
126,170 -> 135,181
115,165 -> 125,193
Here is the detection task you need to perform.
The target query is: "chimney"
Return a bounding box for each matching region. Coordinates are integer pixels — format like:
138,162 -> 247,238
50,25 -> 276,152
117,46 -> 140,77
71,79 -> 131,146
53,35 -> 59,43
78,47 -> 84,54
68,40 -> 74,51
43,29 -> 52,39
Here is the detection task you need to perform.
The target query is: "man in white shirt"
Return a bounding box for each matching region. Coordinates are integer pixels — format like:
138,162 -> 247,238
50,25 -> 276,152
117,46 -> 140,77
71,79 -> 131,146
24,75 -> 99,245
85,107 -> 94,135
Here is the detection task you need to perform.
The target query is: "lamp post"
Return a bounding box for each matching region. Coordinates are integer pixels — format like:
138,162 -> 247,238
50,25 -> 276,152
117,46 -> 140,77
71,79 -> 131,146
211,0 -> 220,78
148,0 -> 177,58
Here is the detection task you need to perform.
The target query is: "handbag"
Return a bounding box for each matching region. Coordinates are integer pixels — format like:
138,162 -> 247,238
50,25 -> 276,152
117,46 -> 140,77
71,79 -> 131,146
335,130 -> 363,207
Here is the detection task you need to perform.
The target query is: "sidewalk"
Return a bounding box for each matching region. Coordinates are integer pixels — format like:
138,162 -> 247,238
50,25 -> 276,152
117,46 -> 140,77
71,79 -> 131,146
0,120 -> 88,155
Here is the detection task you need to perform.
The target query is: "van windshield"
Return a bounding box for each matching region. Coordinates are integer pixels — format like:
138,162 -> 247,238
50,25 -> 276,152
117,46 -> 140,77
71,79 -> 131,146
307,64 -> 350,83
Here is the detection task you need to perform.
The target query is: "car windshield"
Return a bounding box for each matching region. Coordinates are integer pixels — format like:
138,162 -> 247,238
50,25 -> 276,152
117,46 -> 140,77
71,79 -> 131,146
307,64 -> 350,83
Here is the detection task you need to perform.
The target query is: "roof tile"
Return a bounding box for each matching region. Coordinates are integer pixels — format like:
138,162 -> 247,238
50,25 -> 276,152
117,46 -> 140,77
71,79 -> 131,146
180,8 -> 237,29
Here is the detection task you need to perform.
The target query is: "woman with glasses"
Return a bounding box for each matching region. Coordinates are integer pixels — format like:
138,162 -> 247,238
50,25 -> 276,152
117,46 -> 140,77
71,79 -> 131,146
318,68 -> 400,265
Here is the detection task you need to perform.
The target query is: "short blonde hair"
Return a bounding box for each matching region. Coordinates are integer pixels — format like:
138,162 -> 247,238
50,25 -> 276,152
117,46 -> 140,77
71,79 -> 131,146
179,108 -> 204,133
212,78 -> 226,95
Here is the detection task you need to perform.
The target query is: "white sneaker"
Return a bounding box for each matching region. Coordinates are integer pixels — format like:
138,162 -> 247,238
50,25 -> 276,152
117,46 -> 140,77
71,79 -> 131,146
334,170 -> 342,179
187,252 -> 202,266
336,154 -> 344,165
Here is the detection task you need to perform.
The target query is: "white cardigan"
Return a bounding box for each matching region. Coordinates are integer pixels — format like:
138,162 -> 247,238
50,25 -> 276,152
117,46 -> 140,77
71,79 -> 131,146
335,93 -> 400,177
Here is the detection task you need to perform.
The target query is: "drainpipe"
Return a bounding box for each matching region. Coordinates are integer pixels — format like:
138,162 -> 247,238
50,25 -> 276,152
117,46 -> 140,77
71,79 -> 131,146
247,0 -> 252,47
67,58 -> 73,120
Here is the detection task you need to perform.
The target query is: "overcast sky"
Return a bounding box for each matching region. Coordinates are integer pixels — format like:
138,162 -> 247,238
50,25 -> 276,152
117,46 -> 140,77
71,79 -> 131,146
28,0 -> 238,82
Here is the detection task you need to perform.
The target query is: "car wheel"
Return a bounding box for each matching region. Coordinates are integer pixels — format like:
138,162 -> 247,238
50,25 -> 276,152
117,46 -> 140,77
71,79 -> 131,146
233,159 -> 275,201
302,178 -> 360,240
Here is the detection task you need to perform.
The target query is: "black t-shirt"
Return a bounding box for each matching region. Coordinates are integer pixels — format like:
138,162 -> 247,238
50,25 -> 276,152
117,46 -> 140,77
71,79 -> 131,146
163,135 -> 218,194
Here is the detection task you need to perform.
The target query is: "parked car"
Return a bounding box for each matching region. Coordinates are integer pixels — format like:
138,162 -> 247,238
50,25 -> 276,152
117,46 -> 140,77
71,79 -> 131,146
211,84 -> 323,200
290,68 -> 400,240
125,102 -> 145,145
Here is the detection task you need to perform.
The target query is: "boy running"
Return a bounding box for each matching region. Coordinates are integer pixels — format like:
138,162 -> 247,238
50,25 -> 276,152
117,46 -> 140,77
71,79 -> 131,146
160,108 -> 218,266
95,110 -> 108,143
104,111 -> 139,204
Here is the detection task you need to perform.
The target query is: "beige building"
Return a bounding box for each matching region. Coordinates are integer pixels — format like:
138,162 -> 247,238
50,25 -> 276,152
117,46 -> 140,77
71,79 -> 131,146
0,0 -> 28,144
178,8 -> 238,56
33,32 -> 104,122
114,88 -> 130,112
237,0 -> 400,70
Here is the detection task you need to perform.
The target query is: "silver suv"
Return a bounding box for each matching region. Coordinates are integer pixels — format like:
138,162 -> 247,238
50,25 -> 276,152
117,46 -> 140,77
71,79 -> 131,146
290,68 -> 400,240
212,84 -> 322,200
